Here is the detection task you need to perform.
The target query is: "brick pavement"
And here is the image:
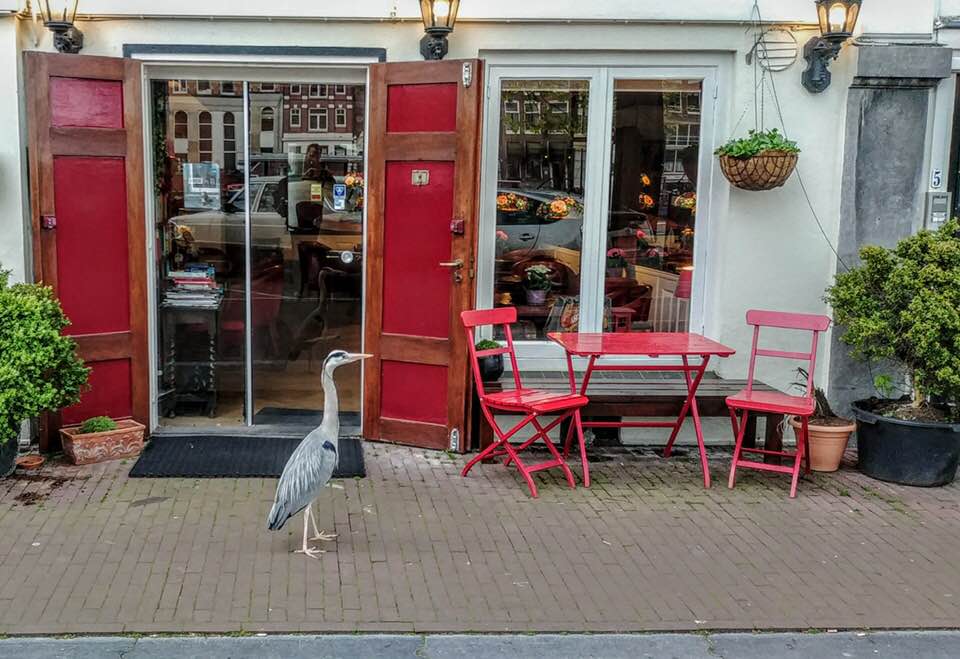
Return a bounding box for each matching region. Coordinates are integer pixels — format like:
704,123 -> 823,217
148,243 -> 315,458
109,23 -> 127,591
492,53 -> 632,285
0,443 -> 958,634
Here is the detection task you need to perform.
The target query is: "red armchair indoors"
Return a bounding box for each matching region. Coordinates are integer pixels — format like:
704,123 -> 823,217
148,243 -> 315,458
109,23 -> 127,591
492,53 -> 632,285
726,309 -> 831,498
460,307 -> 590,497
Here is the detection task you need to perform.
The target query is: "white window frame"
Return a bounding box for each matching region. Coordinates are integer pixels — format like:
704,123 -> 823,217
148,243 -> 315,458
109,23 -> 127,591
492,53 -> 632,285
309,108 -> 327,131
290,105 -> 301,128
334,84 -> 346,95
477,61 -> 721,367
290,83 -> 302,96
171,79 -> 187,94
221,81 -> 236,95
196,79 -> 212,95
335,106 -> 347,128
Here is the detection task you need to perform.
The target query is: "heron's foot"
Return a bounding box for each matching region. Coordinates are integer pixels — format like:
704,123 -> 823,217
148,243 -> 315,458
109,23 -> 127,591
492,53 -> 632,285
294,546 -> 325,559
310,530 -> 338,542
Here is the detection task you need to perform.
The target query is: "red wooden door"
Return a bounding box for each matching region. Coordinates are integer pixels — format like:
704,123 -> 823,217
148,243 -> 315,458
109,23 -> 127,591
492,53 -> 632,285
25,52 -> 148,450
363,60 -> 483,451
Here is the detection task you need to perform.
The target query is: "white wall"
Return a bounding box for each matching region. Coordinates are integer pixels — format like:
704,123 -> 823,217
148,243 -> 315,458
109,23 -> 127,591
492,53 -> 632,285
0,16 -> 28,282
0,1 -> 931,393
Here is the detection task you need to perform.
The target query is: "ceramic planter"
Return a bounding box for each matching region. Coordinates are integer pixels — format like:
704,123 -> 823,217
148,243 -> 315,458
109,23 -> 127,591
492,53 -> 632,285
478,354 -> 504,382
789,417 -> 855,472
526,289 -> 548,305
852,400 -> 960,487
0,437 -> 16,478
59,419 -> 145,465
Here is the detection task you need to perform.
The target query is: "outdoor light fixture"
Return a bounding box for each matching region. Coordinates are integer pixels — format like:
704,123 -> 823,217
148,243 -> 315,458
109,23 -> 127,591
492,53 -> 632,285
37,0 -> 83,54
419,0 -> 460,60
801,0 -> 861,93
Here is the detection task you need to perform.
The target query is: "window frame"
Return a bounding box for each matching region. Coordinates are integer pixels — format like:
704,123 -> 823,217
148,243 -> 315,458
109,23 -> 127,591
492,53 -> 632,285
476,63 -> 719,366
290,105 -> 301,128
309,107 -> 328,131
335,106 -> 347,128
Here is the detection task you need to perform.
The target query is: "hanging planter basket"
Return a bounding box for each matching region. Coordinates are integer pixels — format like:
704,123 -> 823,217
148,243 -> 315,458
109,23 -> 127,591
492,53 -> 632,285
719,150 -> 798,191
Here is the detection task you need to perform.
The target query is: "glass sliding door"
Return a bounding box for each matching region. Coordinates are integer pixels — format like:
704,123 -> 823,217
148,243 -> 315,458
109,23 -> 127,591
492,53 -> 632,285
152,78 -> 248,426
246,80 -> 365,426
603,79 -> 703,333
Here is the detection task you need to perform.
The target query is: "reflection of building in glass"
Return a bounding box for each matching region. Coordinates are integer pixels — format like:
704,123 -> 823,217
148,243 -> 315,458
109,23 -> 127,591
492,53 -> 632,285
166,81 -> 366,175
498,81 -> 588,192
659,89 -> 701,210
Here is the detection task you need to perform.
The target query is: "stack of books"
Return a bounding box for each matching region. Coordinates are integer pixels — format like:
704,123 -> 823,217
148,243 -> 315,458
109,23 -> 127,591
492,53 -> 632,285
164,264 -> 222,309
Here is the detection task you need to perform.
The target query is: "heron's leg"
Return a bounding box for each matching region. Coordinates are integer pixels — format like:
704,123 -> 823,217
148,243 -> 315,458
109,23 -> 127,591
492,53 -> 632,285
293,510 -> 324,558
308,504 -> 337,542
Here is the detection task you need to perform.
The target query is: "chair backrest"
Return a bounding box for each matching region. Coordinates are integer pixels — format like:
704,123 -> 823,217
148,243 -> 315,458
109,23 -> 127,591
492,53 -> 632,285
461,307 -> 522,397
743,309 -> 831,397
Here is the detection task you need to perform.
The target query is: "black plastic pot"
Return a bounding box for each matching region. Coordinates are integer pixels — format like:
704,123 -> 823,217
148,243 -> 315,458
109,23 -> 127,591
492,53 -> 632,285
852,400 -> 960,487
0,438 -> 16,479
478,354 -> 504,383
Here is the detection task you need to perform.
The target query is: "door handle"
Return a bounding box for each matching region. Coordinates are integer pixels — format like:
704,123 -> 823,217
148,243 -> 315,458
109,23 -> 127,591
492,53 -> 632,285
519,232 -> 534,241
438,259 -> 463,269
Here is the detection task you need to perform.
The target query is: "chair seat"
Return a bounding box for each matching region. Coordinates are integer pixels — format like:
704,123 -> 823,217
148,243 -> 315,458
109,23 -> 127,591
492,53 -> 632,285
726,388 -> 815,416
482,388 -> 589,414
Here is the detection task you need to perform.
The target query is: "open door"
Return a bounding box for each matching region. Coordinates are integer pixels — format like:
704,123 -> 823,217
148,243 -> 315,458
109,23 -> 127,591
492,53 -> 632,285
363,59 -> 483,451
25,52 -> 148,450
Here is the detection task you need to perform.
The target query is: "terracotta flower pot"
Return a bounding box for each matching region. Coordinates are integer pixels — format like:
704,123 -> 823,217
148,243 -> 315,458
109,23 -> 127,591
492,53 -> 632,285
789,416 -> 856,472
59,419 -> 145,465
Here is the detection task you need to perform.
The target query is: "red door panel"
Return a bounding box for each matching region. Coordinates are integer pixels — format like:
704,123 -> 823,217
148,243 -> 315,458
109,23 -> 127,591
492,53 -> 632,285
53,156 -> 131,335
26,52 -> 148,451
382,161 -> 454,338
364,60 -> 483,451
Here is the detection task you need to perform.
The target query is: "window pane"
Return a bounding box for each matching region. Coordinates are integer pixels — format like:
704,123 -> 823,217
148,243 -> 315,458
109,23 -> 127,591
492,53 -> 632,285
604,79 -> 700,333
493,79 -> 588,339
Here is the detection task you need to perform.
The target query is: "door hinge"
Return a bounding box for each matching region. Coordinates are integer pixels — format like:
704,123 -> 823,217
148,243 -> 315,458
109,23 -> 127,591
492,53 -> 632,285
462,62 -> 473,88
449,427 -> 460,451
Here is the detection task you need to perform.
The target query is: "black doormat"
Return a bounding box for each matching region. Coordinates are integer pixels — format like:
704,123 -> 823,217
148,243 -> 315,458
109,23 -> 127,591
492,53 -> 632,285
252,407 -> 361,427
128,434 -> 365,479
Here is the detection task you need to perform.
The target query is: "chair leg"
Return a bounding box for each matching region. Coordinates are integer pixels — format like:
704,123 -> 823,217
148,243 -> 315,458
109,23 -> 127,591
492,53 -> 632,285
500,440 -> 539,498
573,409 -> 590,487
802,416 -> 812,475
562,417 -> 575,460
728,408 -> 749,489
789,421 -> 806,499
534,416 -> 576,489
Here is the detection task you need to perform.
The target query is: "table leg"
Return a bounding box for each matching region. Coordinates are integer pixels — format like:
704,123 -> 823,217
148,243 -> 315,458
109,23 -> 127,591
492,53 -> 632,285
664,355 -> 712,488
562,354 -> 594,458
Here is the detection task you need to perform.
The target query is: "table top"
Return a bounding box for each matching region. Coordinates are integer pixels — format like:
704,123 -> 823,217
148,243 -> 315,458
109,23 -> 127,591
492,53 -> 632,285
547,332 -> 735,358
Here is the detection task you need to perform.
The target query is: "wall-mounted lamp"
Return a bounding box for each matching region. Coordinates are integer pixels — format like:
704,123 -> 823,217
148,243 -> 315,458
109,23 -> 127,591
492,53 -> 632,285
419,0 -> 460,60
37,0 -> 83,54
801,0 -> 861,93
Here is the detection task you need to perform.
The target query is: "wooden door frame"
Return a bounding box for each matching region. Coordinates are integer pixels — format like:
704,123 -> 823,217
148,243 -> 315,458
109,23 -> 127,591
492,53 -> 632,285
25,52 -> 149,450
362,59 -> 483,451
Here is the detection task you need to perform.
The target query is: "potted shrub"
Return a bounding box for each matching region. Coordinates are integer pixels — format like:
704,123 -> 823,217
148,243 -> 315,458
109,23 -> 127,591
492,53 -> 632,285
715,128 -> 799,191
606,248 -> 627,278
0,268 -> 89,477
788,369 -> 856,472
524,264 -> 552,305
474,339 -> 504,382
825,218 -> 960,486
59,415 -> 145,465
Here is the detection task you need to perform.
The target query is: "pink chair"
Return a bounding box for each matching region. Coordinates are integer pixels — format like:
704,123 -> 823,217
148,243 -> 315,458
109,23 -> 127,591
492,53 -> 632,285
461,307 -> 590,497
726,309 -> 831,498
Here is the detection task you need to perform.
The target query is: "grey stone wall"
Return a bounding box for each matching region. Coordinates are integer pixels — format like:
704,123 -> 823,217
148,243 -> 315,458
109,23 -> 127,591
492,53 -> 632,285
828,42 -> 952,414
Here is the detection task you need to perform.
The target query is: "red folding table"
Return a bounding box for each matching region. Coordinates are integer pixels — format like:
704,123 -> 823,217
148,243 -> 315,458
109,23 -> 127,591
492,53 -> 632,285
548,332 -> 735,488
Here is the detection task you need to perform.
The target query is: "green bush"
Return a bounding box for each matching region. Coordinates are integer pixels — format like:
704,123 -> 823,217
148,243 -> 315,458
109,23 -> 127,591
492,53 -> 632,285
715,128 -> 800,159
0,268 -> 89,444
475,339 -> 500,351
78,416 -> 118,434
825,219 -> 960,419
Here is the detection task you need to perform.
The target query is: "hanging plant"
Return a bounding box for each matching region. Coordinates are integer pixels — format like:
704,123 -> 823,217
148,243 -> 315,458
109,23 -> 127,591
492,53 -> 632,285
715,128 -> 799,191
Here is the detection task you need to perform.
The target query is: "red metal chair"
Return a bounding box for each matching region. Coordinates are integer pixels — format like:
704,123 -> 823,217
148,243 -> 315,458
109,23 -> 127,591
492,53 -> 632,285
461,307 -> 590,497
727,309 -> 831,498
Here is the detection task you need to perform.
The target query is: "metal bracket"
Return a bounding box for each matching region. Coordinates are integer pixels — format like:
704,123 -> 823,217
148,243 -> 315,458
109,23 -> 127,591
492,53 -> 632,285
462,62 -> 473,88
449,428 -> 460,451
450,218 -> 464,235
41,215 -> 56,230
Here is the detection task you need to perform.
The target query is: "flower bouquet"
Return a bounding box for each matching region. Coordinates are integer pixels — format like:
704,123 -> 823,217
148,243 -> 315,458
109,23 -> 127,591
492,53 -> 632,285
537,195 -> 583,220
606,247 -> 627,278
496,192 -> 529,213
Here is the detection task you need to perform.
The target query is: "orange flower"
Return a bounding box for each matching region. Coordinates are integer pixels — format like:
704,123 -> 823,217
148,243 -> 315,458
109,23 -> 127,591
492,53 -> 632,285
640,174 -> 651,186
549,199 -> 569,216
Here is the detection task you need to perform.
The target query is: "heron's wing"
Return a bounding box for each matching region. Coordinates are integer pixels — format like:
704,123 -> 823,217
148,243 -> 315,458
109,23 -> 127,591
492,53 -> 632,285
268,433 -> 337,529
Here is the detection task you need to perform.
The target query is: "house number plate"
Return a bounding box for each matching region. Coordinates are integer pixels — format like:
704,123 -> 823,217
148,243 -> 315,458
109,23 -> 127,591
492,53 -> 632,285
411,169 -> 429,186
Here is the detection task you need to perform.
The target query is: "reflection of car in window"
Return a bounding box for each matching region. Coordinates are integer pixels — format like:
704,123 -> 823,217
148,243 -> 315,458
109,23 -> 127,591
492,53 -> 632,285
496,189 -> 583,253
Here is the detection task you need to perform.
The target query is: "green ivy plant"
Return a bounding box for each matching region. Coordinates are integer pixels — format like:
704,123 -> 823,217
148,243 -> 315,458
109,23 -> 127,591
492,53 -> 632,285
715,128 -> 800,159
524,265 -> 554,291
825,219 -> 960,420
78,416 -> 118,434
475,339 -> 500,351
0,268 -> 89,444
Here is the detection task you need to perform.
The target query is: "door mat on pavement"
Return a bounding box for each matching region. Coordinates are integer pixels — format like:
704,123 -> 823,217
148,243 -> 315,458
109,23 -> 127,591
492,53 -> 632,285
128,435 -> 365,479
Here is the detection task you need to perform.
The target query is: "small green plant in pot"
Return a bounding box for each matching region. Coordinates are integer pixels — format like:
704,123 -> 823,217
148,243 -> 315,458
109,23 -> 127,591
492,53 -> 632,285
788,368 -> 856,472
59,414 -> 145,465
474,339 -> 504,383
825,218 -> 960,486
524,264 -> 553,306
0,268 -> 89,476
715,128 -> 799,191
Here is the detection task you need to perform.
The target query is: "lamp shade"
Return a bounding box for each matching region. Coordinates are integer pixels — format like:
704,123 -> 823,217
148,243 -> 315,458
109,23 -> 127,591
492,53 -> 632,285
38,0 -> 79,25
420,0 -> 460,32
814,0 -> 861,42
675,267 -> 693,300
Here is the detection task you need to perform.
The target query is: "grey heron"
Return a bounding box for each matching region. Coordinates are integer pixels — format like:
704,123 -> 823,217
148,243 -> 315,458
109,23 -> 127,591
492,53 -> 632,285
267,350 -> 371,558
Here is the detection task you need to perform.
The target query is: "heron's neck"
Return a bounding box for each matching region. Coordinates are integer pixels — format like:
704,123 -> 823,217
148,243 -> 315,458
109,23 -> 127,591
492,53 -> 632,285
320,369 -> 339,440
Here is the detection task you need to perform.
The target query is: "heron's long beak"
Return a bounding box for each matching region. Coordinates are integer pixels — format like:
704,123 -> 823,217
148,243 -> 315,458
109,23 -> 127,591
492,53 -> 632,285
346,353 -> 373,363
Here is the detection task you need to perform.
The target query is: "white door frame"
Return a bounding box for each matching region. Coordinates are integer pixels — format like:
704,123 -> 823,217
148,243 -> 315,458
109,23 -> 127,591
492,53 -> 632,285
477,58 -> 723,370
137,57 -> 374,431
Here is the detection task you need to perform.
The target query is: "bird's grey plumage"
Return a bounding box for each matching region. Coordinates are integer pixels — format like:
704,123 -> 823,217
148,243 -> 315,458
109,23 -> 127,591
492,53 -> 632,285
267,350 -> 351,532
